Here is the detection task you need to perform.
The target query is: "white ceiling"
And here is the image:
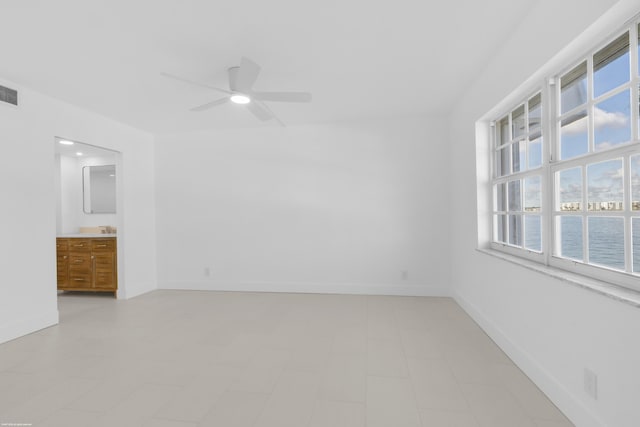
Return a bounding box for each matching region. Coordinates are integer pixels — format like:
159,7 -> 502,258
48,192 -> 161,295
0,1 -> 537,133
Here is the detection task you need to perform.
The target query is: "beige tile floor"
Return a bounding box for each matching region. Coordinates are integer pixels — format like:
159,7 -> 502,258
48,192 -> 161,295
0,290 -> 574,427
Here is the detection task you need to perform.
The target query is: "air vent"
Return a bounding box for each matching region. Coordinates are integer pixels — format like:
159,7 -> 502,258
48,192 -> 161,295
0,85 -> 18,106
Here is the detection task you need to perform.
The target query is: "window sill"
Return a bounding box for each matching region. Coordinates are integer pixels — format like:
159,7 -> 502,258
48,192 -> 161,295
477,248 -> 640,308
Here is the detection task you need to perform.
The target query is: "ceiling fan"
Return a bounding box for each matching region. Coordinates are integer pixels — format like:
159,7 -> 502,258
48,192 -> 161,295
162,57 -> 312,125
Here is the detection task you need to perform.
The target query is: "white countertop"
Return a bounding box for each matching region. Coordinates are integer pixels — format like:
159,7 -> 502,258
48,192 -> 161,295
57,234 -> 117,238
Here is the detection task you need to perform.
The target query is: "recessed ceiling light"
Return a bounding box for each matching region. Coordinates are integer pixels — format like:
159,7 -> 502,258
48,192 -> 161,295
230,94 -> 251,104
76,152 -> 83,156
59,140 -> 74,145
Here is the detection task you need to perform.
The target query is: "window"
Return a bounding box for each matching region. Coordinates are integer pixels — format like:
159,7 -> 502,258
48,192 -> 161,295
488,22 -> 640,291
492,94 -> 544,257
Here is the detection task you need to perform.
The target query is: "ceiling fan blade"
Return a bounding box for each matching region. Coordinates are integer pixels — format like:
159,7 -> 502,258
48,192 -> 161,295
245,100 -> 274,121
190,97 -> 229,112
235,57 -> 261,92
252,91 -> 312,103
161,72 -> 231,95
259,102 -> 286,127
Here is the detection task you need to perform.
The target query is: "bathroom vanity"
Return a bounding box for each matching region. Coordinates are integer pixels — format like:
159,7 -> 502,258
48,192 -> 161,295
56,235 -> 117,294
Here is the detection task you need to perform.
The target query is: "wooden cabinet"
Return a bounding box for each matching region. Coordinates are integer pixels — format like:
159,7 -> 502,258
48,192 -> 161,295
57,237 -> 117,294
56,238 -> 69,286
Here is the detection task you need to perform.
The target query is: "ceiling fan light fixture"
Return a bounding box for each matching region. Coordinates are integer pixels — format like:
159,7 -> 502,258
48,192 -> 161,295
230,94 -> 251,104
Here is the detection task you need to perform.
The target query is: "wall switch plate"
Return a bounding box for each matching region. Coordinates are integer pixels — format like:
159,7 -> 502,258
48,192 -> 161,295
584,368 -> 598,399
204,267 -> 211,277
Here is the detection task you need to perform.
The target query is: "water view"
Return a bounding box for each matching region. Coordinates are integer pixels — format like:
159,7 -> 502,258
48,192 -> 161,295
524,216 -> 640,272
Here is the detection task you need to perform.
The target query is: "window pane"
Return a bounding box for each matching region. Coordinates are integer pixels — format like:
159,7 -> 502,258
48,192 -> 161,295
512,105 -> 525,139
588,217 -> 624,270
560,111 -> 588,159
558,216 -> 583,260
509,214 -> 522,246
508,180 -> 521,211
632,154 -> 640,211
558,167 -> 582,211
495,183 -> 506,211
528,93 -> 542,134
561,62 -> 587,114
495,214 -> 507,243
497,146 -> 510,177
633,217 -> 640,273
594,32 -> 630,98
525,215 -> 542,252
528,137 -> 542,169
587,159 -> 623,211
524,176 -> 541,212
512,141 -> 523,173
498,116 -> 509,145
594,90 -> 631,151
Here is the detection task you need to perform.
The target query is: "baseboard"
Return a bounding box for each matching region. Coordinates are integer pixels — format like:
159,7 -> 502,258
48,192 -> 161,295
159,280 -> 450,297
118,281 -> 157,300
453,291 -> 607,427
0,309 -> 59,345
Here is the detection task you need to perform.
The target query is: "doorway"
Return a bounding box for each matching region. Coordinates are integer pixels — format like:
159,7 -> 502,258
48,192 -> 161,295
54,137 -> 123,299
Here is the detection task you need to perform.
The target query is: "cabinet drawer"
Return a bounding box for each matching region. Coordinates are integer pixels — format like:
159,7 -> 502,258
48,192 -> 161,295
68,239 -> 91,252
68,253 -> 91,270
92,239 -> 115,252
56,255 -> 68,268
56,238 -> 69,252
68,271 -> 91,287
94,270 -> 117,289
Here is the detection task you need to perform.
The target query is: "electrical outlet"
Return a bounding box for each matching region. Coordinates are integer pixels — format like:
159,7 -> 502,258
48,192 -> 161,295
584,368 -> 598,399
204,267 -> 211,277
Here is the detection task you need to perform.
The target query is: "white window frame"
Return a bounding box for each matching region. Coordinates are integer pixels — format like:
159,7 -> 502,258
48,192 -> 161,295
490,90 -> 547,264
487,19 -> 640,293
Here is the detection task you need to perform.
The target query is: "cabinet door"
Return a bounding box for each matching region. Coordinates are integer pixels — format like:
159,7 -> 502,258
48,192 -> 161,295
56,238 -> 69,288
93,252 -> 116,289
56,254 -> 68,287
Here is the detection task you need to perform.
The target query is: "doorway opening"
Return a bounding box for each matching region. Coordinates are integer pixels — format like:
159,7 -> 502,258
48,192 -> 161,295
54,137 -> 123,300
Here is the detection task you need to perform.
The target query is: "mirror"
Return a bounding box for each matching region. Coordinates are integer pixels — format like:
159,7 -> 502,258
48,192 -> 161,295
83,165 -> 116,213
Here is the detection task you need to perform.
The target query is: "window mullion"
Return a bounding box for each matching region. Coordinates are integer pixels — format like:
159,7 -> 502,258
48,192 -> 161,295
581,164 -> 590,264
543,79 -> 556,265
631,23 -> 639,141
587,55 -> 595,154
624,154 -> 633,272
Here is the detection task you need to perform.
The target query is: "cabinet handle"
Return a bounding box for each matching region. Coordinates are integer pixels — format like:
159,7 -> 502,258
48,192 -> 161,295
73,278 -> 86,281
96,244 -> 107,248
73,244 -> 85,247
63,256 -> 67,259
74,259 -> 83,263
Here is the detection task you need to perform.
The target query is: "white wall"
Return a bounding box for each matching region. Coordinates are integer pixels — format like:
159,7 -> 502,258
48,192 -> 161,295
155,116 -> 450,296
449,1 -> 640,426
0,77 -> 157,344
